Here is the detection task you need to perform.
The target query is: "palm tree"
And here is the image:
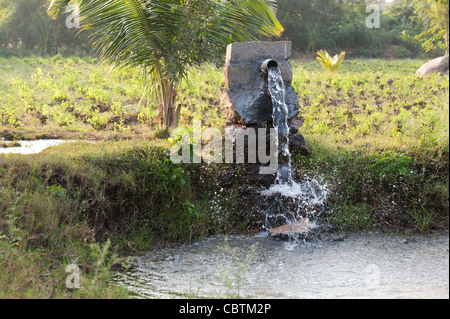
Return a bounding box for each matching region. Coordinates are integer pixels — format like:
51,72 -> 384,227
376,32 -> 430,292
32,12 -> 52,55
48,0 -> 284,129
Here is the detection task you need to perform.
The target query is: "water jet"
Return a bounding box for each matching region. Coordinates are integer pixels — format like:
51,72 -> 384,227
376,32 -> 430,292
219,41 -> 328,240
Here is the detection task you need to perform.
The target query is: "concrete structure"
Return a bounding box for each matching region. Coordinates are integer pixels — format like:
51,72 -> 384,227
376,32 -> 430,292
220,41 -> 300,125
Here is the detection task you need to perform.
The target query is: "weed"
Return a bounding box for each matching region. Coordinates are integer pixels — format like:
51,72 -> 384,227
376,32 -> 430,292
218,237 -> 258,299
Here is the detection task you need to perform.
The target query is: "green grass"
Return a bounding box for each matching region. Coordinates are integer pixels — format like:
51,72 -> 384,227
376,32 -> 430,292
0,56 -> 225,140
289,58 -> 448,232
0,139 -> 242,298
0,56 -> 448,298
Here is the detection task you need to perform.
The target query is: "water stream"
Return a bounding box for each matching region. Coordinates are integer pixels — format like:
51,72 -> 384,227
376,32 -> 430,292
111,232 -> 449,299
261,65 -> 328,235
267,65 -> 292,185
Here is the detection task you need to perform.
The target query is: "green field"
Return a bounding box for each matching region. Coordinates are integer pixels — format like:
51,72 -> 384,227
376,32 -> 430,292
0,56 -> 448,297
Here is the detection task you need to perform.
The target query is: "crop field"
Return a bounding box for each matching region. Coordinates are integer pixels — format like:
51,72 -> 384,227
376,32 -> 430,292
0,56 -> 447,145
0,55 -> 225,140
1,56 -> 449,229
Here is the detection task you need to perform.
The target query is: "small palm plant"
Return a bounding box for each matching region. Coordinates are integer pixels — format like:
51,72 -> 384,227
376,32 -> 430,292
316,50 -> 346,81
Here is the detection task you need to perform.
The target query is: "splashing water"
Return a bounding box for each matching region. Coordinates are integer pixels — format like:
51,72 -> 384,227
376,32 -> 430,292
264,66 -> 329,236
262,175 -> 329,208
259,176 -> 329,235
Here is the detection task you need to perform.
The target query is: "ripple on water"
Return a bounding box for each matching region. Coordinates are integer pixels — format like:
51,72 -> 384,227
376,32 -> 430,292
111,233 -> 449,299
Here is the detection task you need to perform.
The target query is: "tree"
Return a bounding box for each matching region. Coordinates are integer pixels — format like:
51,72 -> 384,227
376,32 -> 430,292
48,0 -> 283,129
31,12 -> 52,55
404,0 -> 449,55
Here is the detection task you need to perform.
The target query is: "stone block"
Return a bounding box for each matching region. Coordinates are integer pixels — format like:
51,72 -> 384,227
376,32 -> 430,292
416,55 -> 449,76
224,60 -> 293,89
226,41 -> 292,63
220,41 -> 299,125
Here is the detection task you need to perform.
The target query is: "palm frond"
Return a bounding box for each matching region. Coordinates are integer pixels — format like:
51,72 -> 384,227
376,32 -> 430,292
317,49 -> 345,79
47,0 -> 284,128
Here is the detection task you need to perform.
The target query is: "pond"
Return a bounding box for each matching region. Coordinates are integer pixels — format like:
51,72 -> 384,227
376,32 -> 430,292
0,139 -> 72,155
112,232 -> 449,299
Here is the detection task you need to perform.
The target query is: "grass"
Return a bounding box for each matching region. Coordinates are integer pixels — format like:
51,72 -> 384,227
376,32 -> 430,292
290,59 -> 449,232
0,55 -> 225,141
0,139 -> 242,297
0,55 -> 448,298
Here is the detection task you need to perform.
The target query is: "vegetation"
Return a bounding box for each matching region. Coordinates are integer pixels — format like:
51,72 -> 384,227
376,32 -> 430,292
1,57 -> 448,235
1,58 -> 448,298
0,138 -> 244,297
316,50 -> 346,80
0,0 -> 448,300
269,0 -> 446,58
290,59 -> 448,231
1,0 -> 448,60
47,0 -> 283,129
0,0 -> 96,56
403,0 -> 449,55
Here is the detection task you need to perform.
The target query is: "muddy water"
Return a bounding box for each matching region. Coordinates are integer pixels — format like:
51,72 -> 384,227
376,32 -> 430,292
0,140 -> 71,154
112,232 -> 449,299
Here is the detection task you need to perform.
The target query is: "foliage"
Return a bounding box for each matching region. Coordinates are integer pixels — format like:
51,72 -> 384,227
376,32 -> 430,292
0,57 -> 448,297
47,0 -> 283,128
291,58 -> 449,231
0,137 -> 244,297
31,12 -> 52,55
316,50 -> 345,80
0,0 -> 96,55
402,0 -> 449,54
268,0 -> 438,58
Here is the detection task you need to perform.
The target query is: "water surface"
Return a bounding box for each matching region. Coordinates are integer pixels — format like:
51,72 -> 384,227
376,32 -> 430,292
0,139 -> 71,154
112,232 -> 449,299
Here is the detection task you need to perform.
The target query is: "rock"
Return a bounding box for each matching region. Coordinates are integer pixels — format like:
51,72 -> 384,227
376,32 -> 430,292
224,60 -> 293,89
242,166 -> 276,186
416,56 -> 449,76
220,171 -> 235,188
268,218 -> 313,240
288,117 -> 304,134
220,41 -> 300,125
225,41 -> 292,63
220,87 -> 272,124
289,132 -> 309,155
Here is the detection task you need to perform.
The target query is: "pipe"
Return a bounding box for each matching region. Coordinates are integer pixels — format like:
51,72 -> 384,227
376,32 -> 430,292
260,59 -> 279,76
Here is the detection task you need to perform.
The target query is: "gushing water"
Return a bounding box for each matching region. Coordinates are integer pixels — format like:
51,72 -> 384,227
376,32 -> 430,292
267,66 -> 293,185
263,66 -> 328,236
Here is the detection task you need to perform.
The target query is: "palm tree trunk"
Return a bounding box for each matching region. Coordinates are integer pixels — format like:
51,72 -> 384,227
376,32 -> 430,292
162,81 -> 179,129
